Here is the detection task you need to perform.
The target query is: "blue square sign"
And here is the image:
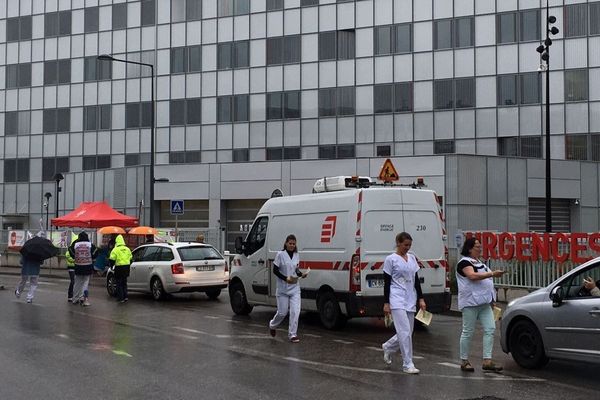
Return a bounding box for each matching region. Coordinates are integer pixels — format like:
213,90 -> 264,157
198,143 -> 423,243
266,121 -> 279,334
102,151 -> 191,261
170,200 -> 184,215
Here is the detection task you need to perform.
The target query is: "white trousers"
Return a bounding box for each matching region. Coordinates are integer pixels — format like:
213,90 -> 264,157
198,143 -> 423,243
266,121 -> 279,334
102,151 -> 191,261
269,290 -> 301,339
72,274 -> 91,302
17,275 -> 38,301
382,309 -> 416,369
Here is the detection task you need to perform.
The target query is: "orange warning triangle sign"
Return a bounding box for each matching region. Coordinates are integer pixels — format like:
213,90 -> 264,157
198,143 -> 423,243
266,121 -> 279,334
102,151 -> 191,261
378,158 -> 399,182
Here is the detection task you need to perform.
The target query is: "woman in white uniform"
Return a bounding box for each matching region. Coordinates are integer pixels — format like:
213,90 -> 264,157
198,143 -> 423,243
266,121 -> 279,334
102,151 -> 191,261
382,232 -> 426,374
269,234 -> 307,343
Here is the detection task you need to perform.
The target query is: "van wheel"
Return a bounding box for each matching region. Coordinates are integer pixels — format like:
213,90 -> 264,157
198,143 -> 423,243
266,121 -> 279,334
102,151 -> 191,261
318,292 -> 347,330
206,289 -> 221,300
509,320 -> 548,369
106,274 -> 117,298
151,277 -> 166,301
229,281 -> 253,315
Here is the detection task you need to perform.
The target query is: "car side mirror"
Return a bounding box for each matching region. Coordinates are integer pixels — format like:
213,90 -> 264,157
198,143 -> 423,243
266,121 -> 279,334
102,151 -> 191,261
550,286 -> 564,307
234,236 -> 244,254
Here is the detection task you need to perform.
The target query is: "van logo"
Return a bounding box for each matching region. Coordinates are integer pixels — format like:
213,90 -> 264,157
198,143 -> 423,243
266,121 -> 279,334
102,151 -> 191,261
321,216 -> 337,243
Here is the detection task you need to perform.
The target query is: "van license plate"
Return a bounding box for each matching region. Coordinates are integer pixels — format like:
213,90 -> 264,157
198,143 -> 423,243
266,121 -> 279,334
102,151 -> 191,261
368,279 -> 384,288
196,266 -> 215,271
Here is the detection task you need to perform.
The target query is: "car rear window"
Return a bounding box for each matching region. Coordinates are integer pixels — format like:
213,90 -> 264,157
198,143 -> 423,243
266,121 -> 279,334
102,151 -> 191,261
178,246 -> 222,261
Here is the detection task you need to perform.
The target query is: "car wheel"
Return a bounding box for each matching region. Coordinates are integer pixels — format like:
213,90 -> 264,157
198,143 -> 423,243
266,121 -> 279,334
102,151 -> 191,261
106,274 -> 117,298
229,281 -> 253,315
509,319 -> 549,369
206,288 -> 221,300
151,277 -> 166,301
318,291 -> 347,330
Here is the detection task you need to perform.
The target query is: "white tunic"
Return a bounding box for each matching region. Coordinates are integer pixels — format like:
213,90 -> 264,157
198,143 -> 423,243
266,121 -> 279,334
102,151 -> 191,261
456,256 -> 496,311
383,252 -> 420,312
273,250 -> 300,296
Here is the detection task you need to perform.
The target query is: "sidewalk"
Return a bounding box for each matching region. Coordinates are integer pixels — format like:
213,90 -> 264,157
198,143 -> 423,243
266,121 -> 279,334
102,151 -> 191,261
0,265 -> 106,287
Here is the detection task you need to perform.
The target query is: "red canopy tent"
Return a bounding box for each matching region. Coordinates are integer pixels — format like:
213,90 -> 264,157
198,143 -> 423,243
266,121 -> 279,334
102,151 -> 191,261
51,201 -> 139,228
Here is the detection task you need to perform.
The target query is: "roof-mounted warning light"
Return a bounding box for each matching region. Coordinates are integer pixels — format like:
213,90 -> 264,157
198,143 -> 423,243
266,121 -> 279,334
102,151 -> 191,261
411,177 -> 426,188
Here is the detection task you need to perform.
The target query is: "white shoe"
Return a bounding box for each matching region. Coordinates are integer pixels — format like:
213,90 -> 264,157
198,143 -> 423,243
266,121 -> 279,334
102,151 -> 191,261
403,366 -> 420,374
382,345 -> 392,365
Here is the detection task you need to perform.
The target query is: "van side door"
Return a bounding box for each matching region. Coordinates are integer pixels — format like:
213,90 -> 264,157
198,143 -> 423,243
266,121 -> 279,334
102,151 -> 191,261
243,216 -> 269,304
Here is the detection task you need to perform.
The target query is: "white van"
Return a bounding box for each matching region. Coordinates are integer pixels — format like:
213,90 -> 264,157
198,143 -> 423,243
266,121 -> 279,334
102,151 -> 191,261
229,176 -> 451,329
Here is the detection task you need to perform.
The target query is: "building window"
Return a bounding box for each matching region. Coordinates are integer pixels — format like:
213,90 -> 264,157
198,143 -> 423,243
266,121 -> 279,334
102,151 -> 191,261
171,46 -> 202,73
233,149 -> 249,162
375,23 -> 412,55
497,12 -> 517,44
434,19 -> 453,50
84,105 -> 111,131
434,140 -> 455,154
43,60 -> 71,85
566,135 -> 588,160
498,136 -> 542,158
319,30 -> 355,61
3,159 -> 30,183
520,73 -> 541,104
125,102 -> 153,128
4,111 -> 30,136
455,17 -> 474,48
565,69 -> 588,102
434,80 -> 454,110
318,145 -> 355,159
43,108 -> 70,133
497,75 -> 517,106
267,147 -> 301,160
267,36 -> 301,65
6,16 -> 31,42
85,57 -> 112,81
301,0 -> 318,6
266,0 -> 284,11
217,95 -> 249,123
169,151 -> 201,164
83,155 -> 112,171
520,9 -> 540,41
217,41 -> 250,70
374,83 -> 413,113
112,4 -> 128,30
266,147 -> 283,160
266,91 -> 301,120
172,0 -> 202,22
377,145 -> 391,157
591,3 -> 600,36
455,78 -> 475,108
125,153 -> 151,166
125,51 -> 155,78
591,135 -> 600,161
170,98 -> 201,125
84,7 -> 99,33
141,0 -> 156,26
42,157 -> 69,182
319,87 -> 355,117
45,11 -> 71,37
218,0 -> 250,17
6,63 -> 32,88
564,4 -> 587,38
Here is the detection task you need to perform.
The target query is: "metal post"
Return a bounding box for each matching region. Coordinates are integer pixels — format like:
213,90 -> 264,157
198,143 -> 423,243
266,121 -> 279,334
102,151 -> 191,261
150,64 -> 155,228
545,1 -> 552,233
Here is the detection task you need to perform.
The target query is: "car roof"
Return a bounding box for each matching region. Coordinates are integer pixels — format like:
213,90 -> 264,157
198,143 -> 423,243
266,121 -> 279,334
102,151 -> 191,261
136,242 -> 215,249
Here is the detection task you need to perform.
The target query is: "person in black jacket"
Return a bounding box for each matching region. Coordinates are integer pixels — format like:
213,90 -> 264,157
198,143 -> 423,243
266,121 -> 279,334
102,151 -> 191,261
68,232 -> 98,306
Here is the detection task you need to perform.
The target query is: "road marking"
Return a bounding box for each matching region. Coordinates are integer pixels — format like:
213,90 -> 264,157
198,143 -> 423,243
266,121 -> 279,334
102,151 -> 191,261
413,355 -> 424,359
249,323 -> 264,328
56,334 -> 69,339
303,333 -> 322,338
173,326 -> 207,336
215,334 -> 273,339
438,362 -> 461,369
37,281 -> 57,286
333,339 -> 353,345
204,315 -> 220,319
366,346 -> 383,352
225,319 -> 242,323
113,350 -> 133,357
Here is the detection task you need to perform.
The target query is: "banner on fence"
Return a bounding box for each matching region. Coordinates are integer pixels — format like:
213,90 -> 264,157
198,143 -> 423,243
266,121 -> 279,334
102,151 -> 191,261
8,230 -> 27,248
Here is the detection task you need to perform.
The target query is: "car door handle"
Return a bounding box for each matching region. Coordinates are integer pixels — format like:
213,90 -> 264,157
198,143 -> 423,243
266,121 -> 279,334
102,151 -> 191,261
589,309 -> 600,317
258,259 -> 265,265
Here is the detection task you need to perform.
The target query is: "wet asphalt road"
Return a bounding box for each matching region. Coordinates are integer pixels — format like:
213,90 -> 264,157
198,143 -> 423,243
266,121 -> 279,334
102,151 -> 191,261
0,274 -> 598,400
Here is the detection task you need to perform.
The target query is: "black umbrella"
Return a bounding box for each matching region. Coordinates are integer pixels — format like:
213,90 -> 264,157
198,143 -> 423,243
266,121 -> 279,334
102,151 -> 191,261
19,236 -> 59,262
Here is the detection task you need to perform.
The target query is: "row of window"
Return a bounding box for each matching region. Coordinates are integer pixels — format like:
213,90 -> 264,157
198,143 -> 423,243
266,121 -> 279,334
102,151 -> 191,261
6,134 -> 600,182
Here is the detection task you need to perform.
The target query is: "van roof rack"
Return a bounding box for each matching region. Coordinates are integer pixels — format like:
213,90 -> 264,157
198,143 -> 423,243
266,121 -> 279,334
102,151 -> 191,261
313,176 -> 426,193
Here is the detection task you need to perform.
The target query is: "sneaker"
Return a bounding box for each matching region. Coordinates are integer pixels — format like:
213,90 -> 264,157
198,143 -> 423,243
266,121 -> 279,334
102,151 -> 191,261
382,345 -> 392,365
119,299 -> 127,303
402,366 -> 420,374
269,327 -> 276,337
460,360 -> 475,372
14,289 -> 21,299
26,298 -> 33,304
123,298 -> 128,302
290,336 -> 300,343
82,299 -> 91,307
482,361 -> 503,372
67,298 -> 72,303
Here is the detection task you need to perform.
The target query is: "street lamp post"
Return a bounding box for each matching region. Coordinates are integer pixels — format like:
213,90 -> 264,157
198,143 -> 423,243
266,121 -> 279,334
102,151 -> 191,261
97,54 -> 156,227
43,192 -> 52,230
536,2 -> 559,233
53,173 -> 64,219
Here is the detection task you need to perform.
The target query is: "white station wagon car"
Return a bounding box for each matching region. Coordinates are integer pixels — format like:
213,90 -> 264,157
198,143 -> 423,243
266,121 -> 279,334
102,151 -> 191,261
106,242 -> 229,300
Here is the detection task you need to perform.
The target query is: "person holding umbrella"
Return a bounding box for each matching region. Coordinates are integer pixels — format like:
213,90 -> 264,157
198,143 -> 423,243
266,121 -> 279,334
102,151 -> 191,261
68,232 -> 98,306
109,234 -> 132,303
15,233 -> 58,303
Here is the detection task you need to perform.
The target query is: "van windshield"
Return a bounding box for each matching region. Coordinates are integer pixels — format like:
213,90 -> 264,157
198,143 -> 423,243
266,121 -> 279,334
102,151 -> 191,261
178,246 -> 223,261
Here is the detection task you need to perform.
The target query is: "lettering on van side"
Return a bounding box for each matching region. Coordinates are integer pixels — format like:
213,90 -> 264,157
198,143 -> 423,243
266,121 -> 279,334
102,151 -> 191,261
320,216 -> 337,243
380,224 -> 394,232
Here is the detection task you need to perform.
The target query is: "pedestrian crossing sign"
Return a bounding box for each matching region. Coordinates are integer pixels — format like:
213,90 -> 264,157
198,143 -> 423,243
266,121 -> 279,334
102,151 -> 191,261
170,200 -> 184,215
378,159 -> 399,182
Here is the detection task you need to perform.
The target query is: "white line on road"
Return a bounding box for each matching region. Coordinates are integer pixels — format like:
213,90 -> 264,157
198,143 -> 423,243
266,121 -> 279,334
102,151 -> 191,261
438,362 -> 461,369
215,334 -> 273,339
303,333 -> 322,338
333,339 -> 353,345
366,346 -> 383,352
37,281 -> 57,286
204,315 -> 220,319
56,334 -> 69,339
174,326 -> 208,335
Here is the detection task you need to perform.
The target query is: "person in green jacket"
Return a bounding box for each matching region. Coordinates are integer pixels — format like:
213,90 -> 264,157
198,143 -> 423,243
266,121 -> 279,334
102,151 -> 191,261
109,235 -> 133,303
65,248 -> 76,302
